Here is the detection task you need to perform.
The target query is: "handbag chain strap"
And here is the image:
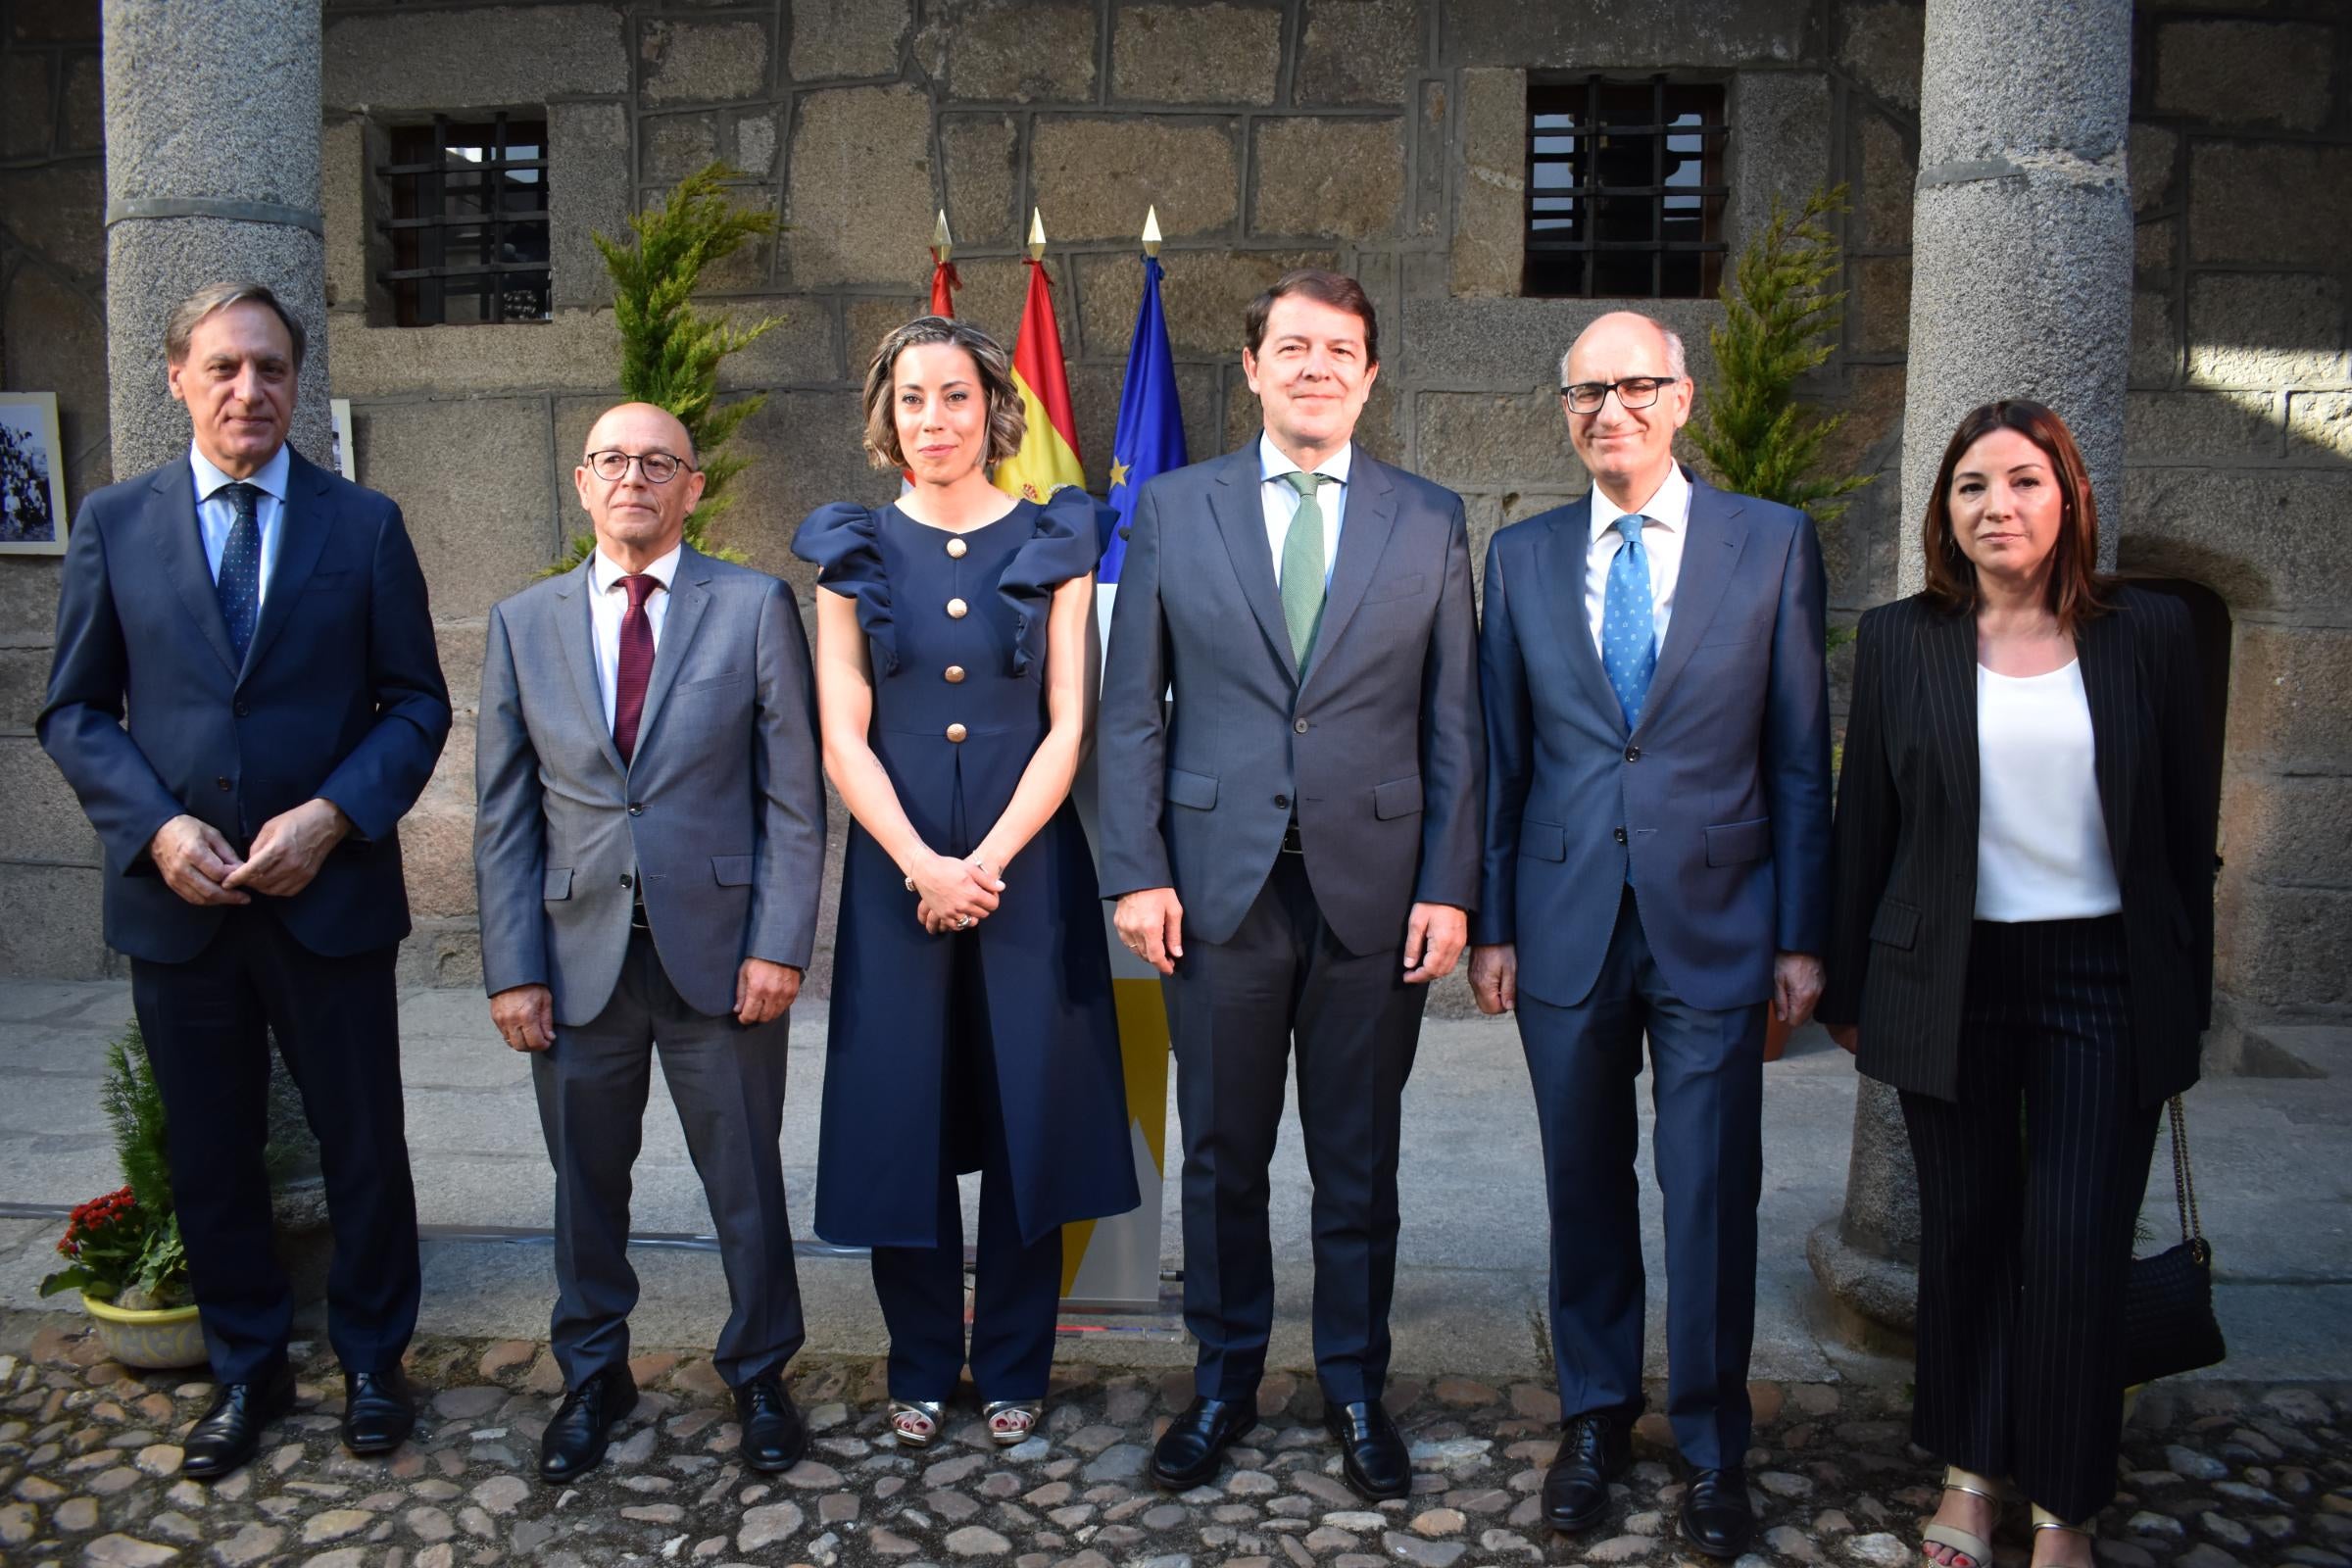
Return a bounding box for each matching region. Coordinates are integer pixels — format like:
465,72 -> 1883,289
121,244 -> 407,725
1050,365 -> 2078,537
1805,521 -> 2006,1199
2167,1094 -> 2206,1252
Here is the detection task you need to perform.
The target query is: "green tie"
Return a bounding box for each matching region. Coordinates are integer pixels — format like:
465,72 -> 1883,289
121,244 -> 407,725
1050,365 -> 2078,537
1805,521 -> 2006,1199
1280,470 -> 1330,666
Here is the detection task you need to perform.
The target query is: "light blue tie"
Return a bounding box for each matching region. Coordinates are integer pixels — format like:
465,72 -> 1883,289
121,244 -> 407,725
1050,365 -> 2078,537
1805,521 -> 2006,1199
1601,514 -> 1655,729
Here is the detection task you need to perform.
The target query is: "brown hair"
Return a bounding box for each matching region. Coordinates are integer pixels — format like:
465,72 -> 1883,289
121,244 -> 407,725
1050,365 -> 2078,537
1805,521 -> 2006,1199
1244,269 -> 1380,367
1921,399 -> 2109,630
165,280 -> 308,371
859,316 -> 1026,471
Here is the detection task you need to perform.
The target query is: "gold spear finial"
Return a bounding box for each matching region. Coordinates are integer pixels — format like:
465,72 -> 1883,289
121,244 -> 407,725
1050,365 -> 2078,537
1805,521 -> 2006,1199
1027,207 -> 1047,262
1142,205 -> 1162,258
933,209 -> 953,263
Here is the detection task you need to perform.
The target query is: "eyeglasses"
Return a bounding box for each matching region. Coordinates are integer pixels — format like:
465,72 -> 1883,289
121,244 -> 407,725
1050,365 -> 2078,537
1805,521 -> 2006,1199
585,449 -> 695,484
1559,377 -> 1680,415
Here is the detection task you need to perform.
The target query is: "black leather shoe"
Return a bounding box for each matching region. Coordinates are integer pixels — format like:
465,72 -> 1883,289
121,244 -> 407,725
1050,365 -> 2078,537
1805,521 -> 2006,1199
734,1374 -> 807,1474
183,1364 -> 296,1481
1680,1467 -> 1756,1559
1149,1396 -> 1257,1490
1542,1413 -> 1632,1533
1324,1398 -> 1410,1500
340,1365 -> 417,1455
538,1366 -> 638,1484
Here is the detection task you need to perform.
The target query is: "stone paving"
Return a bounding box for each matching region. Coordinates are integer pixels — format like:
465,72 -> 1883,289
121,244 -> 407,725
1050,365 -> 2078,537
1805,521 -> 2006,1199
1,1317 -> 2347,1568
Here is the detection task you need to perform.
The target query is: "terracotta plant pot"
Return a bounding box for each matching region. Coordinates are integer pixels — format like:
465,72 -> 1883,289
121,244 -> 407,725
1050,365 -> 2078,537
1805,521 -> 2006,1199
80,1292 -> 206,1370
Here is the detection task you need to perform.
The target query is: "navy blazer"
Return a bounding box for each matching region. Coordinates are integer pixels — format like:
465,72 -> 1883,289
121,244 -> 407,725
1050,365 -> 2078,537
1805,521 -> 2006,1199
1476,468 -> 1832,1011
39,450 -> 451,963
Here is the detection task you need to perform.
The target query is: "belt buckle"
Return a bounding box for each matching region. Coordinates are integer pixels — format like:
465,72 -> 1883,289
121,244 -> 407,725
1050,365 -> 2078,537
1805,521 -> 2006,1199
1281,821 -> 1304,855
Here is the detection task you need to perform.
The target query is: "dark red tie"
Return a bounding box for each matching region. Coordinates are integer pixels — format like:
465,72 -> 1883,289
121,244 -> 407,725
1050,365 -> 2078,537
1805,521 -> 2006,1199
612,573 -> 659,764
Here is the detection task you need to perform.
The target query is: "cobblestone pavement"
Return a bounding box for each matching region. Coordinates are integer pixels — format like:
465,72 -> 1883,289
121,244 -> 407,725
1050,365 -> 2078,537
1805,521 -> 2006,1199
0,1318 -> 2346,1568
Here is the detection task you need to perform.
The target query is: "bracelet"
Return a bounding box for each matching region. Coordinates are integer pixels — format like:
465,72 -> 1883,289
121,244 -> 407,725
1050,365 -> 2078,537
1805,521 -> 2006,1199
904,873 -> 916,892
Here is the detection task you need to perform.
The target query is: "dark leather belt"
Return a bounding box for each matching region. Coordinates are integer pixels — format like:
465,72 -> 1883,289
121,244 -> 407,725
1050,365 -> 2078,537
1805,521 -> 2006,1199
1281,819 -> 1304,855
630,887 -> 651,930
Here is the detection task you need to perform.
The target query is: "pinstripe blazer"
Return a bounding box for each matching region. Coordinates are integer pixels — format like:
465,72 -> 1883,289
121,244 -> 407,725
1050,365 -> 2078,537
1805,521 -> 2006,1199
1818,587 -> 2215,1106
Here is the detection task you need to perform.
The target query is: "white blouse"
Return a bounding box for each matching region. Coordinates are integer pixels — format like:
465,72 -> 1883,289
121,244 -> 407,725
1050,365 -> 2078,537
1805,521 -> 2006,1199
1975,660 -> 2123,922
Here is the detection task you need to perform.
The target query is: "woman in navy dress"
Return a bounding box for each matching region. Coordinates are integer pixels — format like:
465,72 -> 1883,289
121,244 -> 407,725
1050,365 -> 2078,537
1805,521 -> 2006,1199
795,317 -> 1139,1449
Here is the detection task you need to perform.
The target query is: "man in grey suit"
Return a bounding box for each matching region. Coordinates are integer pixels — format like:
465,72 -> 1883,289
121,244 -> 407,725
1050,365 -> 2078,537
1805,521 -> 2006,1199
474,402 -> 826,1484
1468,312 -> 1831,1557
1100,270 -> 1483,1499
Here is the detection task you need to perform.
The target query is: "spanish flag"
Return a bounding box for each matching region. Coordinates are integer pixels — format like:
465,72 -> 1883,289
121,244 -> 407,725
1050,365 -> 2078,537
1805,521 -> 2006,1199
994,231 -> 1085,504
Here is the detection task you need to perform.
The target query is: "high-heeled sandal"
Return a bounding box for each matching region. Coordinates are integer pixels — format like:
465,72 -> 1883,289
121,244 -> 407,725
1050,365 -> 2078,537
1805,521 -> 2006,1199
982,1399 -> 1041,1447
889,1397 -> 944,1448
1923,1465 -> 2006,1568
2030,1504 -> 2094,1566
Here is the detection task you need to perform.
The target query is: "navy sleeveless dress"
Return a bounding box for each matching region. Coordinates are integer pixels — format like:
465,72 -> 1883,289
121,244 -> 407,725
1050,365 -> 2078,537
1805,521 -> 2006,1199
794,490 -> 1140,1250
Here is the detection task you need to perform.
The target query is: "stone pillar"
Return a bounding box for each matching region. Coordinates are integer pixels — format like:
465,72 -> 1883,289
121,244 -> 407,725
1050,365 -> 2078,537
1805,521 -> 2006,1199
99,0 -> 332,1288
1809,0 -> 2136,1339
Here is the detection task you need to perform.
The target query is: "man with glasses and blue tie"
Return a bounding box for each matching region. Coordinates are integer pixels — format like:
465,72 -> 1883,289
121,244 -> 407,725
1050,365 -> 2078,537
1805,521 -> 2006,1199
473,402 -> 826,1485
1467,311 -> 1831,1559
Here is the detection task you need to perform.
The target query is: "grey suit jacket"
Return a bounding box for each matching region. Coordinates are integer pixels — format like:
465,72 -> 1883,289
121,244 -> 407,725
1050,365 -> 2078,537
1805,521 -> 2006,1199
1099,443 -> 1483,958
474,546 -> 826,1026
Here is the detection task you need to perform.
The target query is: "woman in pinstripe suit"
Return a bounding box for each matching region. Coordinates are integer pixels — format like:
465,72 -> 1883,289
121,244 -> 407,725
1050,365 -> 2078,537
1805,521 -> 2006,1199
1820,401 -> 2215,1568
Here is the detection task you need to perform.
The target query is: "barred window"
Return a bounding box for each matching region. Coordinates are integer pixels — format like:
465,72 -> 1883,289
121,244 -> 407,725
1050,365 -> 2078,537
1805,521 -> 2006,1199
378,114 -> 551,326
1524,77 -> 1729,300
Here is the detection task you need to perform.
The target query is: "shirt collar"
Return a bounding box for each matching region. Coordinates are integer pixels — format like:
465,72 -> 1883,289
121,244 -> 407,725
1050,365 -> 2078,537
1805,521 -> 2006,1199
1258,432 -> 1352,488
189,440 -> 290,506
591,542 -> 684,595
1591,462 -> 1691,544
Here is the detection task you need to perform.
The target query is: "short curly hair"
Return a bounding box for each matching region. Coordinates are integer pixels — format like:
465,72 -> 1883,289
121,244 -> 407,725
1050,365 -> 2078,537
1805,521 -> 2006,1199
859,316 -> 1027,471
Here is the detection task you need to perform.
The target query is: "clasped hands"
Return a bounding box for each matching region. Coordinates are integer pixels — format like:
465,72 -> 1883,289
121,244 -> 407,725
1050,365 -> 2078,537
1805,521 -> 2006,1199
148,799 -> 350,906
906,851 -> 1005,935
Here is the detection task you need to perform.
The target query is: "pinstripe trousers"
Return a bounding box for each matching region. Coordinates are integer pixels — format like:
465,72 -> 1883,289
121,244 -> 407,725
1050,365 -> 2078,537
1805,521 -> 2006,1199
1898,915 -> 2161,1523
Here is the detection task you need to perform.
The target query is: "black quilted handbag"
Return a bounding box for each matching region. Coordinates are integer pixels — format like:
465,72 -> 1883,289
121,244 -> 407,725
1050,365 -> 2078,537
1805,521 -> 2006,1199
2121,1096 -> 2227,1387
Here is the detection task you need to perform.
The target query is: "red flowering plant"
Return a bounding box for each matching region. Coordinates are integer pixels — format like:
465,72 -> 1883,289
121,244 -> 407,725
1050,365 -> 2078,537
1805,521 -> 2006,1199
39,1026 -> 191,1309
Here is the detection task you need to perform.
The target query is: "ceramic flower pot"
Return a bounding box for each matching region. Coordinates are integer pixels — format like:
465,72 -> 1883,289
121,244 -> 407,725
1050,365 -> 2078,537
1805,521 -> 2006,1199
79,1291 -> 206,1370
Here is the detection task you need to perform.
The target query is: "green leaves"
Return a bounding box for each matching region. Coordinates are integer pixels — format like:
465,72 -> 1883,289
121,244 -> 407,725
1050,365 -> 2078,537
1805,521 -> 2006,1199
1690,185 -> 1875,531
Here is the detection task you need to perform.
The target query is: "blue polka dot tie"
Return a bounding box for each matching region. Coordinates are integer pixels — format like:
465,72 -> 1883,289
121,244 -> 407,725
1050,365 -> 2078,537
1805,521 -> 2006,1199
1601,513 -> 1655,730
216,482 -> 262,662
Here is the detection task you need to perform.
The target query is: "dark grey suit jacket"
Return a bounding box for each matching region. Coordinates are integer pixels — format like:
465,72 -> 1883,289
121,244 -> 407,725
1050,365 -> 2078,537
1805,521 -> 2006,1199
1098,443 -> 1483,957
473,547 -> 826,1026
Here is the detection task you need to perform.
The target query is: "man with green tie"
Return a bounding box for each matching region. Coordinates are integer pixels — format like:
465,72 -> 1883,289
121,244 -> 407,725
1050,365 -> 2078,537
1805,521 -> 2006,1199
1098,270 -> 1484,1499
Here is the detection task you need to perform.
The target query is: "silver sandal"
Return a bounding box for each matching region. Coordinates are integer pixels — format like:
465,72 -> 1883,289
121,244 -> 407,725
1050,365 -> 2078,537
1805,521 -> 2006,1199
1922,1465 -> 2006,1568
981,1398 -> 1041,1447
889,1397 -> 944,1448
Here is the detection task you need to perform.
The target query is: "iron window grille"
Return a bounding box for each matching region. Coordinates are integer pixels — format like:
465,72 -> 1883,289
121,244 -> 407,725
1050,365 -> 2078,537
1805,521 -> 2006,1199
377,113 -> 552,326
1524,76 -> 1729,300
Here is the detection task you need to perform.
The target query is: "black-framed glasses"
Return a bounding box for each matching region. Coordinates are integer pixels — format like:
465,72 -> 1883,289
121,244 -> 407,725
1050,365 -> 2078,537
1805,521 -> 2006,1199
586,449 -> 695,483
1559,376 -> 1680,415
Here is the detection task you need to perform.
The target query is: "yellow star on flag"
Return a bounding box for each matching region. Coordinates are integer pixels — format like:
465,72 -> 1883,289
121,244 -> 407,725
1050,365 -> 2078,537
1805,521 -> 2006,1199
1109,456 -> 1131,490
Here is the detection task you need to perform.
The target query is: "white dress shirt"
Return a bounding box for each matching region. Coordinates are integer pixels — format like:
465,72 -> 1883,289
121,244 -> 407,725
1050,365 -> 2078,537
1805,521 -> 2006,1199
1975,660 -> 2123,921
588,544 -> 682,734
1585,462 -> 1691,657
189,441 -> 290,607
1258,432 -> 1350,589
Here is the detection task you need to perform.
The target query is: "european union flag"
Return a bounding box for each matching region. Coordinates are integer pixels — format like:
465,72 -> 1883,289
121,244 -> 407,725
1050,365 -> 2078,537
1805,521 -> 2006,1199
1101,255 -> 1185,584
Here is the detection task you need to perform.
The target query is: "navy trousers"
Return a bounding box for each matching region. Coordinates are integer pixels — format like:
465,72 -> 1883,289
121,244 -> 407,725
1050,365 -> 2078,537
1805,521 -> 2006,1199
1900,915 -> 2160,1523
1516,886 -> 1765,1470
130,908 -> 419,1386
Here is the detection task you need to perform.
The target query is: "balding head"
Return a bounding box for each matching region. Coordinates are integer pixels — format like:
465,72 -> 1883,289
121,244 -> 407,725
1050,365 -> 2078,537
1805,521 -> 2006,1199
1558,311 -> 1693,509
574,401 -> 707,570
1559,312 -> 1686,388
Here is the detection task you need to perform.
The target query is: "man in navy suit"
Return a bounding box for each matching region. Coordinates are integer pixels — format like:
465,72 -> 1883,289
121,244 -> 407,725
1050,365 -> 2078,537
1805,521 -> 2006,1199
41,281 -> 450,1479
1468,311 -> 1830,1557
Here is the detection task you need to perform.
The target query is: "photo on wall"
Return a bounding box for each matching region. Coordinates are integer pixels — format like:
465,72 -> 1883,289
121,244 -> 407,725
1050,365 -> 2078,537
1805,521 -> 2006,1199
330,397 -> 357,481
0,392 -> 71,556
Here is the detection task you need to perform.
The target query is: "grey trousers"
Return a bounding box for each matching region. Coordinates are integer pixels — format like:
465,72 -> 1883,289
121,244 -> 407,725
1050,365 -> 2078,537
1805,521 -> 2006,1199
532,926 -> 805,1390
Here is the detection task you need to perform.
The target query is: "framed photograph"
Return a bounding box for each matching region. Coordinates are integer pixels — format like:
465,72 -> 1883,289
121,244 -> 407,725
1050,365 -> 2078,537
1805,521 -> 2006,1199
0,392 -> 71,556
329,397 -> 357,481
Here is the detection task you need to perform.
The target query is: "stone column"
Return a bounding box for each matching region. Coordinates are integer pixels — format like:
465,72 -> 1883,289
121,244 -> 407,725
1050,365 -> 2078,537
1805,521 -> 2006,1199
99,0 -> 332,1283
1809,0 -> 2136,1339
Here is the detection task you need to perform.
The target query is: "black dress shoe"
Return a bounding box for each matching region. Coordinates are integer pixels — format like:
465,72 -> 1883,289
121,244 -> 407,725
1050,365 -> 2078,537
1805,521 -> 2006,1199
734,1374 -> 808,1474
1324,1398 -> 1410,1500
1542,1412 -> 1632,1533
183,1364 -> 296,1481
1680,1466 -> 1756,1559
1149,1396 -> 1257,1490
538,1366 -> 638,1483
341,1365 -> 417,1455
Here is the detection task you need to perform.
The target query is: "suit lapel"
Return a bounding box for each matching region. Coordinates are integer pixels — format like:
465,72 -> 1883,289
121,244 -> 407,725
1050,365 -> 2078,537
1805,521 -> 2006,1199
2077,609 -> 2137,866
1209,446 -> 1298,683
1637,473 -> 1745,729
554,557 -> 628,779
1299,446 -> 1396,694
154,460 -> 241,676
1536,495 -> 1626,734
237,454 -> 331,682
628,546 -> 713,770
1920,604 -> 1981,828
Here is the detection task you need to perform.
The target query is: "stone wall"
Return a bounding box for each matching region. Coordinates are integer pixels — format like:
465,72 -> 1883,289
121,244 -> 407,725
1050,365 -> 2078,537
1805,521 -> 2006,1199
1,0 -> 2344,1039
